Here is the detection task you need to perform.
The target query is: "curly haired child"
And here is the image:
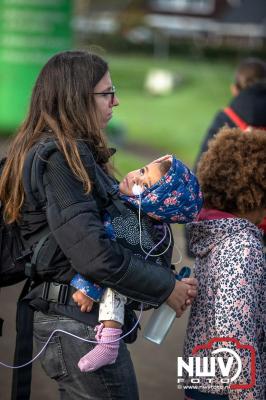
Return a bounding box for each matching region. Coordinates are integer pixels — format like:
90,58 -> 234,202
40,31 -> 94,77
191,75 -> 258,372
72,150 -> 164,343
184,127 -> 266,400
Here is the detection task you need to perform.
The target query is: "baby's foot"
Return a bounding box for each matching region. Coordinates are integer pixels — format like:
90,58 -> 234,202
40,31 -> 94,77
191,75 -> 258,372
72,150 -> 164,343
78,324 -> 122,372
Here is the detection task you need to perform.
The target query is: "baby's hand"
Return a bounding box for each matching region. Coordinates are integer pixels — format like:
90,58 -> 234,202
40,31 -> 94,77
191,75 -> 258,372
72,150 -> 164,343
72,290 -> 94,312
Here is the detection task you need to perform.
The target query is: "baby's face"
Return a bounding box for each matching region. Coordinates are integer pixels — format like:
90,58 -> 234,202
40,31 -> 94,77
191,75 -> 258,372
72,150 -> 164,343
119,161 -> 163,196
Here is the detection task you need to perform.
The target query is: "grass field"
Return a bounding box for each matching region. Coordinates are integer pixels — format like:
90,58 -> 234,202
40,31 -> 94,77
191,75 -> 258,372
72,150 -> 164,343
106,54 -> 235,175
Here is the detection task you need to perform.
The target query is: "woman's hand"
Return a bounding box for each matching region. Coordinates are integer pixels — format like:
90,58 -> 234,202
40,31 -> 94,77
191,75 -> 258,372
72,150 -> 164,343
182,277 -> 198,306
166,278 -> 198,317
72,290 -> 94,313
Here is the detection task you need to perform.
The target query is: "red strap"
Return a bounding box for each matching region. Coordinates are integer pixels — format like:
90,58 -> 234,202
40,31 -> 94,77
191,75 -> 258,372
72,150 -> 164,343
224,107 -> 266,131
224,107 -> 249,130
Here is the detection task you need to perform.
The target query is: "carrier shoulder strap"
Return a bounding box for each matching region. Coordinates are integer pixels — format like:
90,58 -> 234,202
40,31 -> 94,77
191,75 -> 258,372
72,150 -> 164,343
11,279 -> 34,400
28,140 -> 60,204
106,187 -> 131,217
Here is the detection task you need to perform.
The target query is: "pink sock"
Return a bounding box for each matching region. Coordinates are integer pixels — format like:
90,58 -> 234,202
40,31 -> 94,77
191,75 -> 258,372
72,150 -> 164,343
78,323 -> 122,372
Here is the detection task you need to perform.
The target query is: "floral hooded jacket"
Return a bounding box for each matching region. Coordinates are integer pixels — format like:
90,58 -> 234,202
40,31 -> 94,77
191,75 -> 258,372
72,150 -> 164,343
184,217 -> 265,400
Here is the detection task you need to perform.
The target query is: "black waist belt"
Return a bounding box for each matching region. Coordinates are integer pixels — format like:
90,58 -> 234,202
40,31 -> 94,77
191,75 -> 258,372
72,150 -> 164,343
29,281 -> 99,326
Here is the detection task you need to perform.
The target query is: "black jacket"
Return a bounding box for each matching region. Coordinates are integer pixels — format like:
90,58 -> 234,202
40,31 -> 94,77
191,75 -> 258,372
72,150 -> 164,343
194,83 -> 266,166
21,140 -> 176,307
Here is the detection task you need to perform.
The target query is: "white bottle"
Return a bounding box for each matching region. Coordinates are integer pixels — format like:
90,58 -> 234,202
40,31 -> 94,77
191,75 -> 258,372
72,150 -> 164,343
143,266 -> 191,345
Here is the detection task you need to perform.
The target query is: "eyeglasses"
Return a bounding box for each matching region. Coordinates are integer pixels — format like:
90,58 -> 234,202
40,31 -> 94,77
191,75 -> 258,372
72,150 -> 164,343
91,85 -> 116,104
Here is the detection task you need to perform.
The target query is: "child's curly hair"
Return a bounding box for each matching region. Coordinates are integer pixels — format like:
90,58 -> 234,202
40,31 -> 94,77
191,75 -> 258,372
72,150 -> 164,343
197,127 -> 266,214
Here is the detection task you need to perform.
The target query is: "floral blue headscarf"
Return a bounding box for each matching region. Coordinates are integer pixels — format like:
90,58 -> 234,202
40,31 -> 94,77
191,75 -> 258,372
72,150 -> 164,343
119,155 -> 203,224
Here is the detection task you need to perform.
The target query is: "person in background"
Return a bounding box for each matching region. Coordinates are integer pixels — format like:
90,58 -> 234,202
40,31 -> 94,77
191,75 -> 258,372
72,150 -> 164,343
184,57 -> 266,258
195,57 -> 266,162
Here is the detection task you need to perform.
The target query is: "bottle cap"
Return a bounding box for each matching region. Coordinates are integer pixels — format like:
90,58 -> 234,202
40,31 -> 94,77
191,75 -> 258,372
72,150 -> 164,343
175,266 -> 191,281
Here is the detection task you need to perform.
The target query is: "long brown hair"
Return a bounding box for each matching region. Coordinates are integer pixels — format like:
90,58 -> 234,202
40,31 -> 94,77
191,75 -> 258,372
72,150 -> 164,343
0,51 -> 112,223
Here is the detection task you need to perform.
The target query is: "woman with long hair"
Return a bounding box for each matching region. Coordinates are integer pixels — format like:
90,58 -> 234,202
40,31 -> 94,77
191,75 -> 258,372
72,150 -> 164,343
0,51 -> 198,399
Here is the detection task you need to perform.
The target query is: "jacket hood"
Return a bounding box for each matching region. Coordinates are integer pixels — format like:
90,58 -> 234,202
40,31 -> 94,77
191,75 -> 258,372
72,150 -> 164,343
187,217 -> 262,257
119,155 -> 203,224
230,83 -> 266,127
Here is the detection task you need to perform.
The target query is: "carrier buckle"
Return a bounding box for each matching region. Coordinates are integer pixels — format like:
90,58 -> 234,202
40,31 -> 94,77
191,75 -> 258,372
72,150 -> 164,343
42,282 -> 69,304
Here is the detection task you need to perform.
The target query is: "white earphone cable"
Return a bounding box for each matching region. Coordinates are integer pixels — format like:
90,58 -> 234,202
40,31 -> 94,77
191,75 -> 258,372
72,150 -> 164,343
137,193 -> 172,257
0,304 -> 143,370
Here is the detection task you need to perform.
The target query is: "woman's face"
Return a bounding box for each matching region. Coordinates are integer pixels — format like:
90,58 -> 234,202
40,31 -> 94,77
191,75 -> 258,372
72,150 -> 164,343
119,161 -> 163,196
93,71 -> 119,129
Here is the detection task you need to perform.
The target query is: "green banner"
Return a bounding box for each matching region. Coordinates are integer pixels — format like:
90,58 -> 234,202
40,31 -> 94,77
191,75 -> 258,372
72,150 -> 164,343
0,0 -> 73,133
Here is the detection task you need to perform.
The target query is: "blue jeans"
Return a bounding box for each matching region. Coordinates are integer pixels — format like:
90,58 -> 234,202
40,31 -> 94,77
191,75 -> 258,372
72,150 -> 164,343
33,311 -> 139,400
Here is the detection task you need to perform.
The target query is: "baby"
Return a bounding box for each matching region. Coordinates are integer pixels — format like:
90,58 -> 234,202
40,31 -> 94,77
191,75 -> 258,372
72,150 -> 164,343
71,155 -> 202,372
